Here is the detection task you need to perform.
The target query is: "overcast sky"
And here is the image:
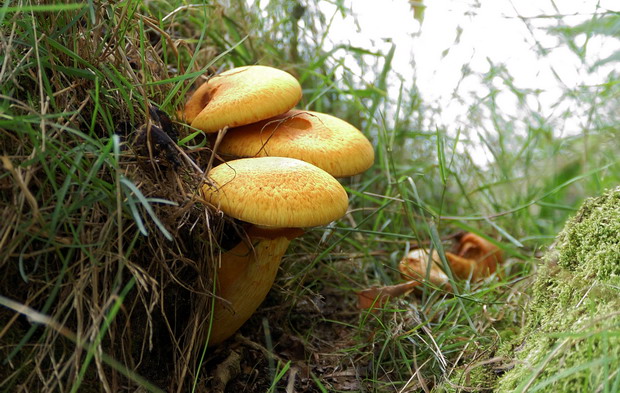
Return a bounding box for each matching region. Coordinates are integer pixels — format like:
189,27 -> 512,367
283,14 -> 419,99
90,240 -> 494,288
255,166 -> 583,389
318,0 -> 620,141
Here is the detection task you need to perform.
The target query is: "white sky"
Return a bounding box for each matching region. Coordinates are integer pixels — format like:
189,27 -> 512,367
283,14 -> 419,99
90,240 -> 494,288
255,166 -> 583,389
317,0 -> 620,158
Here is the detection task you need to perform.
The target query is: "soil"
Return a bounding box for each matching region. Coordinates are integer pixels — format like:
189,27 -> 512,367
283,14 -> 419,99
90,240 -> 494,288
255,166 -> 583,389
203,283 -> 369,392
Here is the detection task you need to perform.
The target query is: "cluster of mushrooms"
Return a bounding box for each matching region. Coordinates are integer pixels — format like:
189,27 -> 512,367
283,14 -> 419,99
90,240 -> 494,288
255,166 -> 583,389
183,65 -> 503,345
183,65 -> 375,345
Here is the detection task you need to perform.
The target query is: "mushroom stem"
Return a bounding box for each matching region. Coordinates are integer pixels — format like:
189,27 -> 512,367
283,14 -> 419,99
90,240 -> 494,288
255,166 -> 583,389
202,157 -> 349,345
208,227 -> 302,346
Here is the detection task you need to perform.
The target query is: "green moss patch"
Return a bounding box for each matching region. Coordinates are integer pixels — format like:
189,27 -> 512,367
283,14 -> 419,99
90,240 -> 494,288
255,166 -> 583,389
556,186 -> 620,279
496,187 -> 620,392
439,362 -> 497,393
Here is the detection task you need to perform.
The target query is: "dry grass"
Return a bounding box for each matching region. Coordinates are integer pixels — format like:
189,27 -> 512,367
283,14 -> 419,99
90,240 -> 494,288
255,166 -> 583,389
0,2 -> 231,391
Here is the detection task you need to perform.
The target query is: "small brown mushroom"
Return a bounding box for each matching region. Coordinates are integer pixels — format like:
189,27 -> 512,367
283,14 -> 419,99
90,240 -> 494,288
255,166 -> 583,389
357,233 -> 503,310
451,233 -> 503,280
357,249 -> 452,310
399,249 -> 452,290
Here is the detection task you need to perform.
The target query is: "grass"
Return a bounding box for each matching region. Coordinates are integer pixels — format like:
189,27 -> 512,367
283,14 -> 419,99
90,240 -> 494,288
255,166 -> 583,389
1,0 -> 619,392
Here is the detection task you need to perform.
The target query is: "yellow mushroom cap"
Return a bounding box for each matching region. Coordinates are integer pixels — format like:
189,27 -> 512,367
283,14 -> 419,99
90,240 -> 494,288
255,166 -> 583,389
184,65 -> 302,133
202,157 -> 349,227
218,110 -> 375,177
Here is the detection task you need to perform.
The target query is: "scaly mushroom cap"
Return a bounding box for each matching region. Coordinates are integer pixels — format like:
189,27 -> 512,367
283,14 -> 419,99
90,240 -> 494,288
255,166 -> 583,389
202,157 -> 349,227
218,110 -> 375,177
185,65 -> 302,133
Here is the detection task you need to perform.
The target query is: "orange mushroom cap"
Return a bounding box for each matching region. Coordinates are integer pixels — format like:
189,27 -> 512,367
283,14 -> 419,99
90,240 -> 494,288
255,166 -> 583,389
202,157 -> 349,228
184,65 -> 302,133
217,110 -> 375,177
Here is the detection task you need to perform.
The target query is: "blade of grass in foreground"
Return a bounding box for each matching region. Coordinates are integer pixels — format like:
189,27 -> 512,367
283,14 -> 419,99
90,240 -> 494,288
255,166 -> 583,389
2,4 -> 88,13
120,176 -> 176,241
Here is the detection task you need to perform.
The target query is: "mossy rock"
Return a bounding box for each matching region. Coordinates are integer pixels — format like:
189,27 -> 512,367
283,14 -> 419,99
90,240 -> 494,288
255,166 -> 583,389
496,186 -> 620,393
556,187 -> 620,278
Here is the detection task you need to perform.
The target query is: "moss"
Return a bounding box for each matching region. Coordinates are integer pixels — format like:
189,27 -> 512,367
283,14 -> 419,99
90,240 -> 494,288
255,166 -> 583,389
556,186 -> 620,279
496,187 -> 620,393
436,363 -> 497,393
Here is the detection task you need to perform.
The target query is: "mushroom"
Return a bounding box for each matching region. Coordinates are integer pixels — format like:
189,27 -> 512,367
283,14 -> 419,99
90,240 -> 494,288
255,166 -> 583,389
357,249 -> 452,310
450,233 -> 503,280
400,234 -> 503,282
399,249 -> 452,290
358,234 -> 503,310
184,65 -> 302,133
202,157 -> 349,345
217,109 -> 375,177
